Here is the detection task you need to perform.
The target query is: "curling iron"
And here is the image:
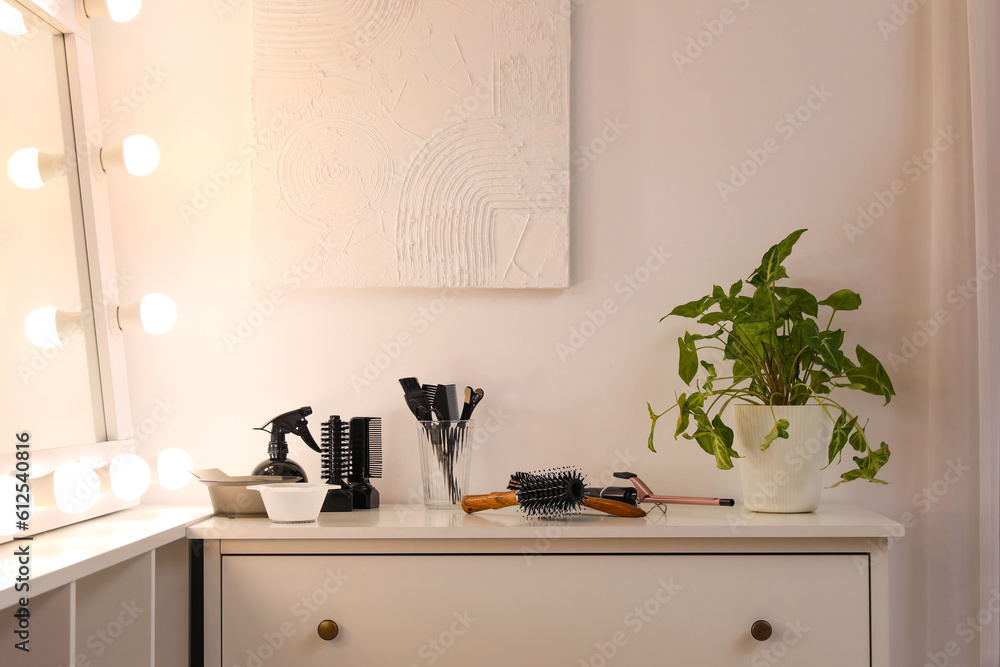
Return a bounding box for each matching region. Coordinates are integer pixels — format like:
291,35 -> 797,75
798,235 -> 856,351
584,472 -> 735,507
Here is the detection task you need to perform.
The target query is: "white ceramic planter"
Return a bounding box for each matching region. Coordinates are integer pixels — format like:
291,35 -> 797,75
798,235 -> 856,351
734,405 -> 833,513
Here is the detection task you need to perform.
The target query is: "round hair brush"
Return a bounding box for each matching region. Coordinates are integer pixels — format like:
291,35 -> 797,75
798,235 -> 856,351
461,467 -> 585,517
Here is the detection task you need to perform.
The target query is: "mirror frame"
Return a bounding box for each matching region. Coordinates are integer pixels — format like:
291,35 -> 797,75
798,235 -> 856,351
0,0 -> 136,540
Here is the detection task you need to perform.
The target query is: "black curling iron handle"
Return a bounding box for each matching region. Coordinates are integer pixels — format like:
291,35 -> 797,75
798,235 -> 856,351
584,486 -> 638,506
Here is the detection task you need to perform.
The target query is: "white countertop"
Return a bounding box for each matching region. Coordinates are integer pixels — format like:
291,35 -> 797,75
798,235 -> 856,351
0,505 -> 210,610
186,503 -> 902,541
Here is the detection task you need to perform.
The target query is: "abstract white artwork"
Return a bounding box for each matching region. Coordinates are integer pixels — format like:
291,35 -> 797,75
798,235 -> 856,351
249,0 -> 571,288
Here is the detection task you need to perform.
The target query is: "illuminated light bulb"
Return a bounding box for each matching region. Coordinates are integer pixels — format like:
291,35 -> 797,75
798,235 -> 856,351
83,0 -> 141,22
8,148 -> 67,189
25,306 -> 83,347
157,448 -> 193,490
53,461 -> 100,514
0,1 -> 27,35
0,476 -> 17,535
100,135 -> 159,176
116,293 -> 177,335
110,454 -> 151,499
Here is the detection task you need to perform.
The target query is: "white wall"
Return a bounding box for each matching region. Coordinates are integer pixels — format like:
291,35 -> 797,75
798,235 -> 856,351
93,2 -> 946,664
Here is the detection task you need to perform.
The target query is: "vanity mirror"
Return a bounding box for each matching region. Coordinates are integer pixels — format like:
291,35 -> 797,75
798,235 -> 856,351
0,0 -> 137,540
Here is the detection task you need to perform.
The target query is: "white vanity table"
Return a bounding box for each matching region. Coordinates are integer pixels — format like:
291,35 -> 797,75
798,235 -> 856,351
190,503 -> 900,667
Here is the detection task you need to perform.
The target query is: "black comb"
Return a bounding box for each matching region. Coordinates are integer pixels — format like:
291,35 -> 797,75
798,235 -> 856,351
347,417 -> 381,509
320,416 -> 353,512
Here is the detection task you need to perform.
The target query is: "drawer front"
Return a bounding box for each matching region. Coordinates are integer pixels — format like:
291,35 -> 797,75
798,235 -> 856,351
222,554 -> 869,666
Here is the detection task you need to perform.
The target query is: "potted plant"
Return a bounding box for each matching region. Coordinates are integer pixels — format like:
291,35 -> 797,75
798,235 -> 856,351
646,229 -> 895,512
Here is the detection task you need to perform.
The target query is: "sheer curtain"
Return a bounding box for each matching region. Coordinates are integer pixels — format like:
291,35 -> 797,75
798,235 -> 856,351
928,1 -> 1000,664
967,0 -> 1000,663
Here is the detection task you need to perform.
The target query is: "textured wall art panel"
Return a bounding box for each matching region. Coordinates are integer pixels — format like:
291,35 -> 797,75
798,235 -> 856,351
249,0 -> 570,288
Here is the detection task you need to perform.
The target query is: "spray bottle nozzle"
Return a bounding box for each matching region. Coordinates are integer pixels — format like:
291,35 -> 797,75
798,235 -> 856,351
256,407 -> 321,460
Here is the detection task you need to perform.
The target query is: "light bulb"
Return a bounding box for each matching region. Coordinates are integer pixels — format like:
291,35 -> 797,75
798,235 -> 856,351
25,306 -> 59,347
8,148 -> 66,189
83,0 -> 141,22
53,461 -> 100,514
25,307 -> 83,347
139,293 -> 176,334
122,134 -> 159,175
109,454 -> 151,499
8,148 -> 42,189
116,293 -> 177,335
157,448 -> 193,490
0,1 -> 27,35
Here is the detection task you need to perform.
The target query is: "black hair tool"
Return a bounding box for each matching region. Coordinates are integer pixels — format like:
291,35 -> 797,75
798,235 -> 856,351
607,472 -> 735,509
348,417 -> 382,509
399,377 -> 432,420
252,407 -> 320,481
463,467 -> 585,517
320,416 -> 382,509
319,415 -> 353,512
460,387 -> 484,421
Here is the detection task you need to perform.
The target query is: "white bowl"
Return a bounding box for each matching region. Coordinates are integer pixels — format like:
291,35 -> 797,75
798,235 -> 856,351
247,483 -> 334,524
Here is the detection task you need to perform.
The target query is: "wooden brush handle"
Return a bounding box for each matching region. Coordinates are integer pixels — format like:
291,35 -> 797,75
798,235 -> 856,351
582,496 -> 647,518
461,491 -> 519,513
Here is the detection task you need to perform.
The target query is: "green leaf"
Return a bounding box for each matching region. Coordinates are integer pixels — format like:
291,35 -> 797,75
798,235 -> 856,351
805,325 -> 845,374
828,411 -> 849,464
666,295 -> 719,319
647,402 -> 666,452
699,311 -> 733,326
830,442 -> 891,487
847,345 -> 896,403
761,418 -> 790,451
690,411 -> 738,470
712,285 -> 726,299
729,280 -> 743,298
678,334 -> 699,385
774,286 -> 819,319
819,289 -> 862,312
747,229 -> 807,287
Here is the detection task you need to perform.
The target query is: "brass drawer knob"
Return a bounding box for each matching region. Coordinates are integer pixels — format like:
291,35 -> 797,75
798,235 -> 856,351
317,620 -> 339,641
751,620 -> 772,641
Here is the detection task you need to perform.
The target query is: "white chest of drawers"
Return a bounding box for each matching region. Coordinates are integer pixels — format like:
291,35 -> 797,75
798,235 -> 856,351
188,503 -> 900,667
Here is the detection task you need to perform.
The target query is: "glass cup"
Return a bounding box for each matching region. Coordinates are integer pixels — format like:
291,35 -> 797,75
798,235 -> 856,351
416,420 -> 473,508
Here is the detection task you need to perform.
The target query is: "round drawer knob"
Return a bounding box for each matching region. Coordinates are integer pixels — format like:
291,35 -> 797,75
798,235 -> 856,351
317,620 -> 339,641
750,620 -> 772,641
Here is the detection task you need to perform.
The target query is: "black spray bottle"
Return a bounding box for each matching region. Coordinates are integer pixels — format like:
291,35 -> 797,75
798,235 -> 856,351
252,407 -> 321,482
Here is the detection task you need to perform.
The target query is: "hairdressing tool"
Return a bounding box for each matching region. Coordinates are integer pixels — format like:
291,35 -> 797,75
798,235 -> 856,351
463,467 -> 585,517
461,387 -> 484,420
252,407 -> 320,481
319,415 -> 353,512
399,377 -> 432,420
347,417 -> 381,509
613,472 -> 735,507
518,476 -> 646,517
443,384 -> 459,422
